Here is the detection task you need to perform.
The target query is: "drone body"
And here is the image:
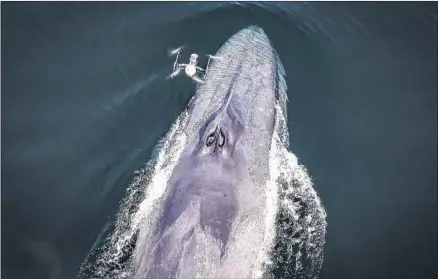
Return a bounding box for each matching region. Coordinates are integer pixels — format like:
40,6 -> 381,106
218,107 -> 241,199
184,54 -> 199,77
169,47 -> 221,83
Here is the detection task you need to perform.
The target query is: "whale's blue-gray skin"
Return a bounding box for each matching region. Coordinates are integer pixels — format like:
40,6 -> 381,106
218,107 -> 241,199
134,26 -> 287,278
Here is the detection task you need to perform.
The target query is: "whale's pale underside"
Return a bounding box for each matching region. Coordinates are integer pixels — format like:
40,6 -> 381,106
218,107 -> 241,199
78,26 -> 327,279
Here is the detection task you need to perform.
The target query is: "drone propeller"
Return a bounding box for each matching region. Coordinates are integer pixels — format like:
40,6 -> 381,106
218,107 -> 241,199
169,45 -> 185,56
207,54 -> 223,60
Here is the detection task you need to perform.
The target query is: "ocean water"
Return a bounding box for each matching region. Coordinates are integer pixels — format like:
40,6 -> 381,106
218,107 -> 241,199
1,2 -> 436,279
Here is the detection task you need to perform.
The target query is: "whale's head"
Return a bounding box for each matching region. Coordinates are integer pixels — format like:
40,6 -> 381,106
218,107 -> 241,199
184,25 -> 287,174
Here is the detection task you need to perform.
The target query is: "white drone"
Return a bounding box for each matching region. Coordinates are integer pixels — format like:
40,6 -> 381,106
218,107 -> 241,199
168,46 -> 222,84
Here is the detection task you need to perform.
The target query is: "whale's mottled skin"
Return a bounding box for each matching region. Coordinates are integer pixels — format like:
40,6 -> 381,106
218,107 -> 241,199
133,26 -> 289,278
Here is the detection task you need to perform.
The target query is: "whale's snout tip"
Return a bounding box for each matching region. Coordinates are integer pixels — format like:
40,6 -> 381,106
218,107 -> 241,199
231,25 -> 270,43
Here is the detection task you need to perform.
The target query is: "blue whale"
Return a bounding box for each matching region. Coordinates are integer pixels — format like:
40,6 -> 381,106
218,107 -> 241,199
134,25 -> 289,278
80,26 -> 327,279
78,25 -> 326,279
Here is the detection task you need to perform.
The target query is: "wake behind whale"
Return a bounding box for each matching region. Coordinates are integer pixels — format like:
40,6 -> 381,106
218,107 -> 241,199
79,26 -> 327,279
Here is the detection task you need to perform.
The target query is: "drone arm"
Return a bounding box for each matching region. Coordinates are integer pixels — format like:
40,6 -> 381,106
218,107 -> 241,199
196,66 -> 206,73
172,51 -> 181,71
203,55 -> 222,76
204,57 -> 213,75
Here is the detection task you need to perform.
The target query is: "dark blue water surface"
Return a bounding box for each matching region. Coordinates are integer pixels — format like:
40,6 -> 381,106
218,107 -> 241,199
2,2 -> 437,279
